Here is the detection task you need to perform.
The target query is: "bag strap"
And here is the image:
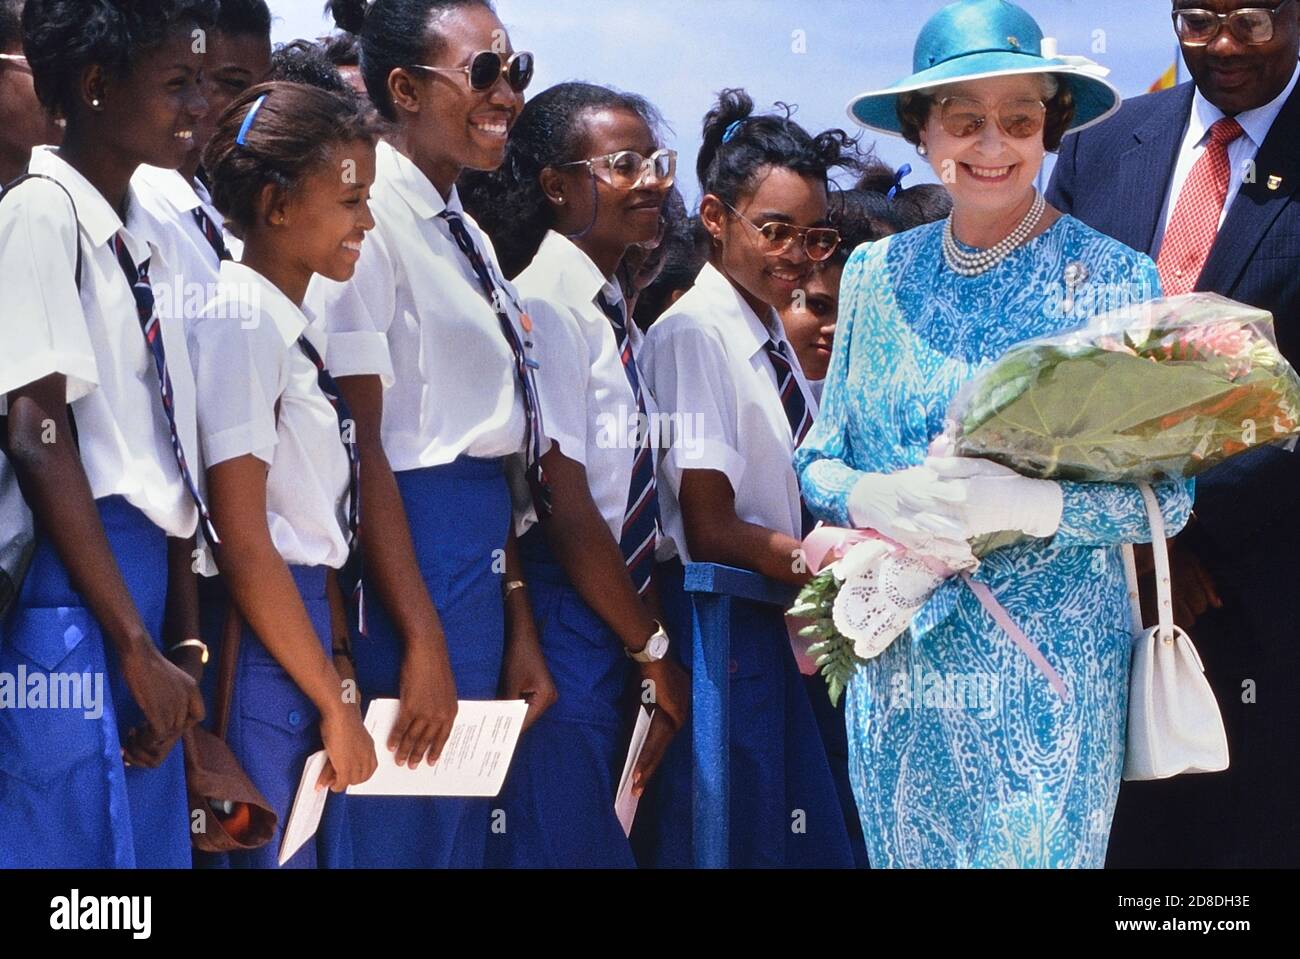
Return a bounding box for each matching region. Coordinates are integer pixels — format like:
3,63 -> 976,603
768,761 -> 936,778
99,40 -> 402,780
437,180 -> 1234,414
210,393 -> 287,740
0,172 -> 83,290
1135,482 -> 1175,641
1,173 -> 85,449
212,602 -> 243,741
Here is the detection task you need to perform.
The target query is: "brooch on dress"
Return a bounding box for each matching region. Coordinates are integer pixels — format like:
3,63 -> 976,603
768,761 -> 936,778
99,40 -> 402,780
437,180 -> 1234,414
1062,261 -> 1088,314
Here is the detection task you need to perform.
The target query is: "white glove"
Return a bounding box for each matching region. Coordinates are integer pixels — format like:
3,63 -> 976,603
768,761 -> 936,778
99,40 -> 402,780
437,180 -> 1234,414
847,466 -> 977,568
899,456 -> 1064,540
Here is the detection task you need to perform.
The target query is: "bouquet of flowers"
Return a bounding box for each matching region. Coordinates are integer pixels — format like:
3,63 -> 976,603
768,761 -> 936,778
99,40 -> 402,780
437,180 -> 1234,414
948,293 -> 1300,482
794,294 -> 1300,704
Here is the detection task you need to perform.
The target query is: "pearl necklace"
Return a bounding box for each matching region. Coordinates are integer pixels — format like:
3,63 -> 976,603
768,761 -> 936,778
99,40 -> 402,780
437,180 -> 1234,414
942,191 -> 1046,277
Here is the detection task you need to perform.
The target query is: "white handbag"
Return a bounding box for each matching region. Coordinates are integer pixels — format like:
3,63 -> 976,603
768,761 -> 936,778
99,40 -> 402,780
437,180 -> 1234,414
1120,483 -> 1230,781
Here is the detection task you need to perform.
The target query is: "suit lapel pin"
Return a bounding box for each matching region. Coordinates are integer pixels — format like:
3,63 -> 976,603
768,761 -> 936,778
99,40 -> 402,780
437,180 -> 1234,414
1267,175 -> 1283,191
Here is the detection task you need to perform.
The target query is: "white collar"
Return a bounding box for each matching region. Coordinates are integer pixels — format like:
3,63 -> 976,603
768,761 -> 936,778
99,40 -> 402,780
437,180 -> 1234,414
192,176 -> 215,208
1189,60 -> 1300,149
378,140 -> 461,220
135,164 -> 204,214
217,260 -> 307,348
532,229 -> 625,317
692,262 -> 789,361
28,146 -> 157,264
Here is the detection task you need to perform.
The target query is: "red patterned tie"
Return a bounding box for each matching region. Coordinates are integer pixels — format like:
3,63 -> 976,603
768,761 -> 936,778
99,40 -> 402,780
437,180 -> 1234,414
1156,117 -> 1244,295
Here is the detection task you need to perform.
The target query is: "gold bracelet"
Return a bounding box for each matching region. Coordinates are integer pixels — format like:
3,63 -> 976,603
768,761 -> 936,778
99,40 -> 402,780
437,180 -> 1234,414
502,579 -> 527,600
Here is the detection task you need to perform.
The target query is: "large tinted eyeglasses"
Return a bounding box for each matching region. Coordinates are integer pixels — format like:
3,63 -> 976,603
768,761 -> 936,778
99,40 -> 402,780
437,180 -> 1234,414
1173,2 -> 1293,46
936,95 -> 1047,139
721,200 -> 841,262
410,50 -> 534,93
559,148 -> 677,190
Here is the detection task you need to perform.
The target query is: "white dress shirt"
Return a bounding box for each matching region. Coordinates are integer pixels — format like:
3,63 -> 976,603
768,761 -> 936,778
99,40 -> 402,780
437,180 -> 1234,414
1153,61 -> 1300,256
305,140 -> 529,473
188,261 -> 351,570
514,230 -> 659,543
131,165 -> 242,326
640,262 -> 818,564
0,146 -> 199,539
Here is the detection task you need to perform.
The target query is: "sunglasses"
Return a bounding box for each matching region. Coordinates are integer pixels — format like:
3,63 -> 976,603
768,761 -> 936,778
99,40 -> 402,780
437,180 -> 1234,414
721,200 -> 841,262
1173,2 -> 1293,46
935,95 -> 1047,139
410,50 -> 534,93
559,148 -> 677,191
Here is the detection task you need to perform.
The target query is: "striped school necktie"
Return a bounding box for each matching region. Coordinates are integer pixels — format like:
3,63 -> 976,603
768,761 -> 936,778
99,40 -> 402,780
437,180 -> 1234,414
597,292 -> 661,594
437,210 -> 550,517
111,234 -> 220,545
764,337 -> 813,445
295,333 -> 366,632
192,205 -> 231,262
763,337 -> 816,535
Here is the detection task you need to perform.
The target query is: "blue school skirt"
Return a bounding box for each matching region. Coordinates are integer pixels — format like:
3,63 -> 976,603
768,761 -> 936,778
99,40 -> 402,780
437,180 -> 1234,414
347,456 -> 510,868
484,527 -> 636,868
0,495 -> 190,868
199,565 -> 352,869
630,558 -> 854,868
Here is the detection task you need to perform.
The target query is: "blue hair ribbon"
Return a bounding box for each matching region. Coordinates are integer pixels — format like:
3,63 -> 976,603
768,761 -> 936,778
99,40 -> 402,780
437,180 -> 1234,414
722,119 -> 745,144
235,94 -> 270,147
887,163 -> 912,201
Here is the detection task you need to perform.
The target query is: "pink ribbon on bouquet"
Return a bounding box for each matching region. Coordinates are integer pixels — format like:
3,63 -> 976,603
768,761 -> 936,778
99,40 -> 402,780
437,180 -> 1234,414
800,524 -> 1070,702
801,524 -> 880,574
960,572 -> 1070,702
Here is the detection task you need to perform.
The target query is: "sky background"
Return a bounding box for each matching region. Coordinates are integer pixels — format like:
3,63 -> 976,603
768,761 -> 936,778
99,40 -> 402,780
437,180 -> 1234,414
266,0 -> 1187,202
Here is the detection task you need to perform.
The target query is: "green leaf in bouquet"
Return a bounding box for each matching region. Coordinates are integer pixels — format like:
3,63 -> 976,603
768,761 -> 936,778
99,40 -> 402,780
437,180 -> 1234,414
790,573 -> 867,707
957,349 -> 1250,480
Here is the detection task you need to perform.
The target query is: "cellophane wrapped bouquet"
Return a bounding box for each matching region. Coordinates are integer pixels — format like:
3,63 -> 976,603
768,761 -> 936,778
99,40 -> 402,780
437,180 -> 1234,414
794,293 -> 1300,704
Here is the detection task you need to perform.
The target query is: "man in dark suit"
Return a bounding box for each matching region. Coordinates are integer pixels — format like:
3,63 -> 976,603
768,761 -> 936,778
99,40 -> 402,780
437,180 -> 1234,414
1048,0 -> 1300,867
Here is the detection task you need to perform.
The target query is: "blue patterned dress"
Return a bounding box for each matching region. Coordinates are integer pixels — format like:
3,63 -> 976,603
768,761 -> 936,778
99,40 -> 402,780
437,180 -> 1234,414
794,215 -> 1194,868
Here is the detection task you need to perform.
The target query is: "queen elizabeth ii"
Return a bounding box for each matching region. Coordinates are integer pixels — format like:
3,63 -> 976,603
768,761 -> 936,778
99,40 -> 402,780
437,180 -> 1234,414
795,0 -> 1195,868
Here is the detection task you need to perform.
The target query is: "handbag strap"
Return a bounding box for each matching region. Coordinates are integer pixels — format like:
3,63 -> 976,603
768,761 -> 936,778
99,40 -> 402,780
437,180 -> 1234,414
212,602 -> 243,741
210,392 -> 288,740
1135,482 -> 1175,641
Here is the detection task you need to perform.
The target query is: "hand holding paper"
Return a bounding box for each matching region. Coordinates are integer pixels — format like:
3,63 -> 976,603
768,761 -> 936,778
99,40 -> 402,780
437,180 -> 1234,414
347,698 -> 527,797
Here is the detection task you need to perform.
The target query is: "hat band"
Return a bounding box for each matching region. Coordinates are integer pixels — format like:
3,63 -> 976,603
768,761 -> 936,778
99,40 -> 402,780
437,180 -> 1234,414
922,45 -> 1043,71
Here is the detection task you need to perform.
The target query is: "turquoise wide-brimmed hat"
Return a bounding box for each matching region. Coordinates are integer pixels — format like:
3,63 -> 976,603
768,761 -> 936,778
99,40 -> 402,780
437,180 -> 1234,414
847,0 -> 1121,137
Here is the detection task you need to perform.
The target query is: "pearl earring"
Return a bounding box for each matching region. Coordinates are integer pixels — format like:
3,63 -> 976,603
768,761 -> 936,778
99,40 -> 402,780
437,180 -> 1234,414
91,98 -> 101,108
917,143 -> 928,157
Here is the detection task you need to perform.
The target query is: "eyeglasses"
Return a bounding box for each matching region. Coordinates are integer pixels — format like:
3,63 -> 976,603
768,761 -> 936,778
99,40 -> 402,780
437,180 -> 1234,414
936,95 -> 1047,139
559,148 -> 677,191
721,200 -> 841,261
1173,2 -> 1293,46
410,50 -> 534,93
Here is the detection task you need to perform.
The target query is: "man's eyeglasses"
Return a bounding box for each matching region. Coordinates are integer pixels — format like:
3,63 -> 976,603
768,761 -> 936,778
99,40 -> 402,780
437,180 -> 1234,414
559,148 -> 677,191
936,95 -> 1047,139
721,200 -> 841,262
1173,2 -> 1294,46
410,50 -> 534,93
